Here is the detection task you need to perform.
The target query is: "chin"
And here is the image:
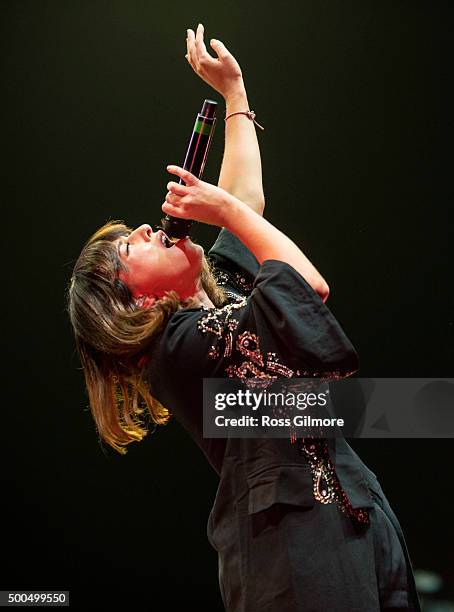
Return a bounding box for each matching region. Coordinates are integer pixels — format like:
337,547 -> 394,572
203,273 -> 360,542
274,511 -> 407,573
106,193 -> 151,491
174,239 -> 202,276
180,238 -> 204,260
193,241 -> 204,257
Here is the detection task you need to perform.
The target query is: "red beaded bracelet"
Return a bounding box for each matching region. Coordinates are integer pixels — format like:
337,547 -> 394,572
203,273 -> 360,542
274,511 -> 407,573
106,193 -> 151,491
224,110 -> 265,130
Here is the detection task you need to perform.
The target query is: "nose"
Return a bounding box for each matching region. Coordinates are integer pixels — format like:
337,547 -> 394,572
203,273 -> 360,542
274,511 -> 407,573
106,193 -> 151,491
129,224 -> 153,242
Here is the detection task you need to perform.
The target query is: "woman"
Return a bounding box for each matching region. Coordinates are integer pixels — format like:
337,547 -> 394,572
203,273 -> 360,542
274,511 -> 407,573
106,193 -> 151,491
68,24 -> 421,611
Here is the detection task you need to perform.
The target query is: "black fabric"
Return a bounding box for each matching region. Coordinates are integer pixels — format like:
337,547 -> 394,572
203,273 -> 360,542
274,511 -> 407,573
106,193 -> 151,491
208,225 -> 261,279
146,227 -> 421,611
210,497 -> 411,612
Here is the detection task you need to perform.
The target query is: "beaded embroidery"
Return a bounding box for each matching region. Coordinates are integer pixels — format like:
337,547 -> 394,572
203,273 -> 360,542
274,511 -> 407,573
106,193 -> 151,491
297,437 -> 370,525
225,334 -> 299,390
212,269 -> 230,287
233,271 -> 254,293
225,290 -> 243,302
197,298 -> 300,389
197,296 -> 247,361
210,263 -> 255,295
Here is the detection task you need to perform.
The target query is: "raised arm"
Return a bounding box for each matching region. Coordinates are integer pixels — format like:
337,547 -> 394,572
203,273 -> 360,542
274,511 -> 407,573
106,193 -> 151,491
162,167 -> 330,302
186,25 -> 265,216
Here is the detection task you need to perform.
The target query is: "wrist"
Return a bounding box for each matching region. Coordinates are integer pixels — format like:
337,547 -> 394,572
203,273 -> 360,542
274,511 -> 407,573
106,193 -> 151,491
224,83 -> 248,106
222,194 -> 250,233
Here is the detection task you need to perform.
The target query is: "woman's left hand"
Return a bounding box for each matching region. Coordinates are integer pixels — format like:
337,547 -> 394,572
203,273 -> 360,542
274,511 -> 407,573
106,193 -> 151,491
186,24 -> 244,100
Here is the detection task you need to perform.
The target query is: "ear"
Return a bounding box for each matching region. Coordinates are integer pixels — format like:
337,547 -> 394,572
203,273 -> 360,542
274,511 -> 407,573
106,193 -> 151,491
134,295 -> 157,309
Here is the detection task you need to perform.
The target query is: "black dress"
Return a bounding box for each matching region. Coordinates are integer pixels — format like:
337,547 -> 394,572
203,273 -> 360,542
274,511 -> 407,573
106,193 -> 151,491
146,228 -> 421,612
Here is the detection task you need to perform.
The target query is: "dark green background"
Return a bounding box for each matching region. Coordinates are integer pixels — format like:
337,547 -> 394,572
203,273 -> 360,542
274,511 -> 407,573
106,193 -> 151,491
2,1 -> 452,609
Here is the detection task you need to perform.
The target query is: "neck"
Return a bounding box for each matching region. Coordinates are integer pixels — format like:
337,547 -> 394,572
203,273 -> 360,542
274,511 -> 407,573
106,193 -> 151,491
181,279 -> 215,309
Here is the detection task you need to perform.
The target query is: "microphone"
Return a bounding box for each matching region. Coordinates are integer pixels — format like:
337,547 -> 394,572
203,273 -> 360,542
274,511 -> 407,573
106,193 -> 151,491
159,99 -> 218,242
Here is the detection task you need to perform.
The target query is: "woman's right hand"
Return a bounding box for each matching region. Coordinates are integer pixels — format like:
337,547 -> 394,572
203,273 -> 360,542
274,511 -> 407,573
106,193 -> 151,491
162,165 -> 239,228
185,24 -> 244,100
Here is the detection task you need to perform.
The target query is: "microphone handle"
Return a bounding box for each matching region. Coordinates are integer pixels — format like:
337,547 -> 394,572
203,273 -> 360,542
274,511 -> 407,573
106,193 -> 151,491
161,99 -> 218,240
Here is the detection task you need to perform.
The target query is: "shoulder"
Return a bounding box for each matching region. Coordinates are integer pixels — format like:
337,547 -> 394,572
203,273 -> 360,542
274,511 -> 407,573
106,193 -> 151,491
208,228 -> 259,297
160,296 -> 247,347
152,297 -> 250,378
166,296 -> 249,342
208,229 -> 322,302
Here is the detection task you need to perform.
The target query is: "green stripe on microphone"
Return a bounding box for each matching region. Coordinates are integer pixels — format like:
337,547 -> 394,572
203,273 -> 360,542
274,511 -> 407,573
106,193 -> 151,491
195,118 -> 214,136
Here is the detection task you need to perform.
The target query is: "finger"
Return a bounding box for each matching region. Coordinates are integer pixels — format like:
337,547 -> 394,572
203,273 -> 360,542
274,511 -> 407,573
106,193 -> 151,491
162,201 -> 190,219
165,191 -> 192,208
186,28 -> 194,64
195,23 -> 211,66
187,27 -> 199,70
162,201 -> 177,215
165,191 -> 177,203
167,181 -> 188,196
166,165 -> 198,186
209,38 -> 229,60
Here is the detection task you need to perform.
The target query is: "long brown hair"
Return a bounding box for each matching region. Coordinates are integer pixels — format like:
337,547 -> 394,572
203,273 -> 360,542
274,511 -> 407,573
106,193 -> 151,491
68,220 -> 227,454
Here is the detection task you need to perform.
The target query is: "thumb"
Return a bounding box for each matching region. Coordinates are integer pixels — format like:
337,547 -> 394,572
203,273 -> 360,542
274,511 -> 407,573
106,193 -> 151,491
210,39 -> 227,56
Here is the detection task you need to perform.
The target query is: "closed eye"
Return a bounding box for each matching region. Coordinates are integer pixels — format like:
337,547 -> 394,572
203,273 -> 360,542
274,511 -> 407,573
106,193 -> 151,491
117,239 -> 130,260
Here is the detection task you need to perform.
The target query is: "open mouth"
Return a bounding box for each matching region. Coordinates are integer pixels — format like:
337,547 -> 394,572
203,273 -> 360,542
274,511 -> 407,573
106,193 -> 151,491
156,229 -> 174,248
154,225 -> 187,248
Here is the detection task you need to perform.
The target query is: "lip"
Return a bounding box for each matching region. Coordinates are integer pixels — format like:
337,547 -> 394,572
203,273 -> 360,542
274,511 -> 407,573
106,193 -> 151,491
155,229 -> 189,248
156,229 -> 169,248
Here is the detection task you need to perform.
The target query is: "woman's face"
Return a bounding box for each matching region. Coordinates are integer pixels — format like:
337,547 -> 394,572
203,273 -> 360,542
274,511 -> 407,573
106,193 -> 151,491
115,224 -> 204,300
